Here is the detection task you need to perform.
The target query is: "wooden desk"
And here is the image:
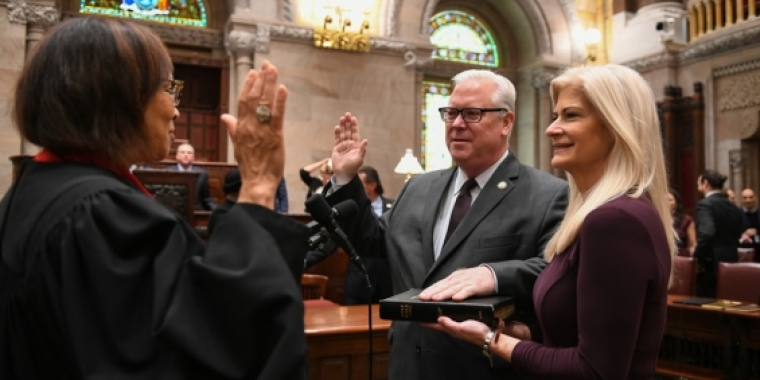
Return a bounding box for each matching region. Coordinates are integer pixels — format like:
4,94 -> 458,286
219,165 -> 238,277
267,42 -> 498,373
659,295 -> 760,379
730,306 -> 760,379
305,304 -> 391,380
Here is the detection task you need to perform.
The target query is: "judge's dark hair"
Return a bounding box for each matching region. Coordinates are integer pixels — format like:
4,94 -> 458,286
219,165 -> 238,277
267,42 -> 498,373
358,166 -> 384,196
13,17 -> 173,166
699,170 -> 727,189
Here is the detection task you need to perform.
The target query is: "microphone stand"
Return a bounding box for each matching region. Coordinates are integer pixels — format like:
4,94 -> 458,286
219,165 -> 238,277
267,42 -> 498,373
345,218 -> 375,380
348,253 -> 373,380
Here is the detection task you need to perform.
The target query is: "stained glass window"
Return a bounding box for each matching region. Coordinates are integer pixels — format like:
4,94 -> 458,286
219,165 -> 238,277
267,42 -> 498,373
80,0 -> 207,27
429,10 -> 499,67
421,80 -> 453,171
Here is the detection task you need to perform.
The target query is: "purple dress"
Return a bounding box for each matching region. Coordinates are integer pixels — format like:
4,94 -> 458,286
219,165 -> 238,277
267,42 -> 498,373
511,195 -> 671,379
674,214 -> 694,257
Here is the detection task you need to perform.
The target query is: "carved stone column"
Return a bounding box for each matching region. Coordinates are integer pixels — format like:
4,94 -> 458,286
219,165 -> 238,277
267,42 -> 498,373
729,149 -> 744,197
7,0 -> 60,155
531,68 -> 559,175
226,27 -> 270,112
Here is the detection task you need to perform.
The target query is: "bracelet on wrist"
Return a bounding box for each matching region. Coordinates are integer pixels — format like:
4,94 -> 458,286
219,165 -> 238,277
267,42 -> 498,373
483,330 -> 496,360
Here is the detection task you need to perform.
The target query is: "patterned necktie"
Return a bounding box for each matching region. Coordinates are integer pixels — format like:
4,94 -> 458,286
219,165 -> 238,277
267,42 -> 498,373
445,178 -> 478,243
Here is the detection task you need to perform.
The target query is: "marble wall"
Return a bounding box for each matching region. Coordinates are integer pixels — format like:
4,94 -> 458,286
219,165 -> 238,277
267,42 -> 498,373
0,4 -> 27,194
253,40 -> 419,207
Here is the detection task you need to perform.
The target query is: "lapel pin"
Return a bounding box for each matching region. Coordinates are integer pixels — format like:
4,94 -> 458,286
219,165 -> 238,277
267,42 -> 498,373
497,181 -> 508,190
386,203 -> 393,208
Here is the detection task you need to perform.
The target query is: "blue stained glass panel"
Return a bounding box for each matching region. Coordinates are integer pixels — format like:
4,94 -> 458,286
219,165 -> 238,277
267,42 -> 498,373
80,0 -> 207,27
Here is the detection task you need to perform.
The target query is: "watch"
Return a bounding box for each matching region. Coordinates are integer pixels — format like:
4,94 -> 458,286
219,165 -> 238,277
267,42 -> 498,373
483,330 -> 497,360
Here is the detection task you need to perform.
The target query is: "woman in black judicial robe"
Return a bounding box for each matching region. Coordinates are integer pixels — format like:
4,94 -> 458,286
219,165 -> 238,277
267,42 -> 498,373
0,18 -> 308,380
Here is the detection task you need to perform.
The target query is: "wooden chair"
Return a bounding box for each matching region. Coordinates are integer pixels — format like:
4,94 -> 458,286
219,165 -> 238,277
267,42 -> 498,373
149,160 -> 238,207
301,274 -> 329,300
717,262 -> 760,303
133,169 -> 198,226
738,248 -> 755,263
669,256 -> 697,296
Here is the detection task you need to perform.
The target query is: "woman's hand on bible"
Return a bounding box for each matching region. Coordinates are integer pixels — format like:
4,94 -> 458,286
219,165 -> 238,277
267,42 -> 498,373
425,317 -> 493,347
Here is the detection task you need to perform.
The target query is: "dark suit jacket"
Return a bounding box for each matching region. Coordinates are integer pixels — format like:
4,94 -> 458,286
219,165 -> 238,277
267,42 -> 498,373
740,208 -> 760,262
343,196 -> 395,305
694,193 -> 743,264
300,169 -> 323,199
174,164 -> 217,211
694,192 -> 744,296
1,162 -> 308,379
327,154 -> 568,380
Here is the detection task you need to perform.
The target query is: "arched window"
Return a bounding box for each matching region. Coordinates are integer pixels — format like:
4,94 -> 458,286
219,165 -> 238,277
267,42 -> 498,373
79,0 -> 208,27
429,10 -> 499,67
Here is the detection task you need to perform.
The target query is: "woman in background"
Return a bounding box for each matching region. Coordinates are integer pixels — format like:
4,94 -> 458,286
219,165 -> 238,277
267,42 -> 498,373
429,64 -> 675,379
301,158 -> 333,200
669,189 -> 696,257
1,17 -> 307,379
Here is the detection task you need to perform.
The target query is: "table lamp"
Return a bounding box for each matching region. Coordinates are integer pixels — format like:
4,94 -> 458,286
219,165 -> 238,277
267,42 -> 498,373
394,149 -> 424,182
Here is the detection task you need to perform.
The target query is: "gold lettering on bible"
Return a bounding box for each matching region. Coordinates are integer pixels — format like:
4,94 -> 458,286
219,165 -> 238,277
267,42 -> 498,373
400,304 -> 412,319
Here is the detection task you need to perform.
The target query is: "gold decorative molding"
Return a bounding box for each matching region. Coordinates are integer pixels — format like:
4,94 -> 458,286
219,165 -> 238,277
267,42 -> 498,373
313,16 -> 370,52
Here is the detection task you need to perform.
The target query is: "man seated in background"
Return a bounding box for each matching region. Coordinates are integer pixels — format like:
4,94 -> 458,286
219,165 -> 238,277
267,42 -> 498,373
208,168 -> 241,236
740,188 -> 760,262
173,142 -> 217,211
209,169 -> 288,234
274,178 -> 289,214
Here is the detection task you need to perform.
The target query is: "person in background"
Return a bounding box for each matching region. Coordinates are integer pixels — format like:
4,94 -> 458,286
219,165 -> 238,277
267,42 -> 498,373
1,17 -> 308,379
739,188 -> 760,262
726,188 -> 737,205
326,68 -> 568,380
275,178 -> 289,213
341,165 -> 394,304
208,168 -> 241,236
669,189 -> 696,257
694,170 -> 744,297
428,64 -> 674,379
301,158 -> 332,202
174,142 -> 217,210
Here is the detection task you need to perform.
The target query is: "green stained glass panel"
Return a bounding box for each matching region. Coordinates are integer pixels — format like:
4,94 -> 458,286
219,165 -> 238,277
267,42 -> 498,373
80,0 -> 207,27
429,10 -> 499,67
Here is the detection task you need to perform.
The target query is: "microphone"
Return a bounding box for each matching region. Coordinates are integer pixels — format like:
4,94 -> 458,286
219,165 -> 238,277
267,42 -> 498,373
305,194 -> 365,273
305,199 -> 358,250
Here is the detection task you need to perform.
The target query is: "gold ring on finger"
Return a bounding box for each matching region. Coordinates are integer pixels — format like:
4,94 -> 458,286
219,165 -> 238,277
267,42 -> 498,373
256,105 -> 272,123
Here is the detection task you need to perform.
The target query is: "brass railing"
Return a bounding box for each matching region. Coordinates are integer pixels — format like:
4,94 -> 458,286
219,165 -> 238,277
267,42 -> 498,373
687,0 -> 758,40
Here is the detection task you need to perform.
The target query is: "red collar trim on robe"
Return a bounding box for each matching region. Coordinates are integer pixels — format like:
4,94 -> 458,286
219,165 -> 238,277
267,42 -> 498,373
34,149 -> 153,197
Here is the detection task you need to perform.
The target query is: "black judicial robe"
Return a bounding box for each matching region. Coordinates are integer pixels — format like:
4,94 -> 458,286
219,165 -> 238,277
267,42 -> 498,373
0,162 -> 309,379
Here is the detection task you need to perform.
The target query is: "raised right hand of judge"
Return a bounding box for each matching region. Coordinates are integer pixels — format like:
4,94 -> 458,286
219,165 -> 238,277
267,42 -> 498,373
331,112 -> 367,183
221,60 -> 287,209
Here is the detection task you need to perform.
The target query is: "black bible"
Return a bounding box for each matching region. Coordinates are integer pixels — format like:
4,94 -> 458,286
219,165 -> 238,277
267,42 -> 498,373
379,289 -> 515,327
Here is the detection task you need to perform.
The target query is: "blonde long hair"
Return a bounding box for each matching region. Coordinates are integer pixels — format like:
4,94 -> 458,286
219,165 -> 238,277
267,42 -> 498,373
544,64 -> 675,282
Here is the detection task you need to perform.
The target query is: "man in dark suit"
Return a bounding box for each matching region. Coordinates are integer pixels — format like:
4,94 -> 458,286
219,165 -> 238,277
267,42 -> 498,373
339,166 -> 395,305
174,142 -> 216,211
326,70 -> 568,380
694,170 -> 744,297
739,188 -> 760,262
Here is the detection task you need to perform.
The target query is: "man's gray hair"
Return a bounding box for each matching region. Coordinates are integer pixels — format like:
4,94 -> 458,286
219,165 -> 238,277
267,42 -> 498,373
451,70 -> 516,112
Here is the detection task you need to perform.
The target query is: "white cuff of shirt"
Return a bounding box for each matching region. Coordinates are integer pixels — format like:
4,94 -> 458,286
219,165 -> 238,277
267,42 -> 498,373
479,263 -> 499,294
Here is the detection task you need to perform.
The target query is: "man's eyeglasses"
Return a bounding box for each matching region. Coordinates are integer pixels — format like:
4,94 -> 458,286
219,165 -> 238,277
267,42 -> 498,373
438,107 -> 508,123
165,79 -> 184,107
